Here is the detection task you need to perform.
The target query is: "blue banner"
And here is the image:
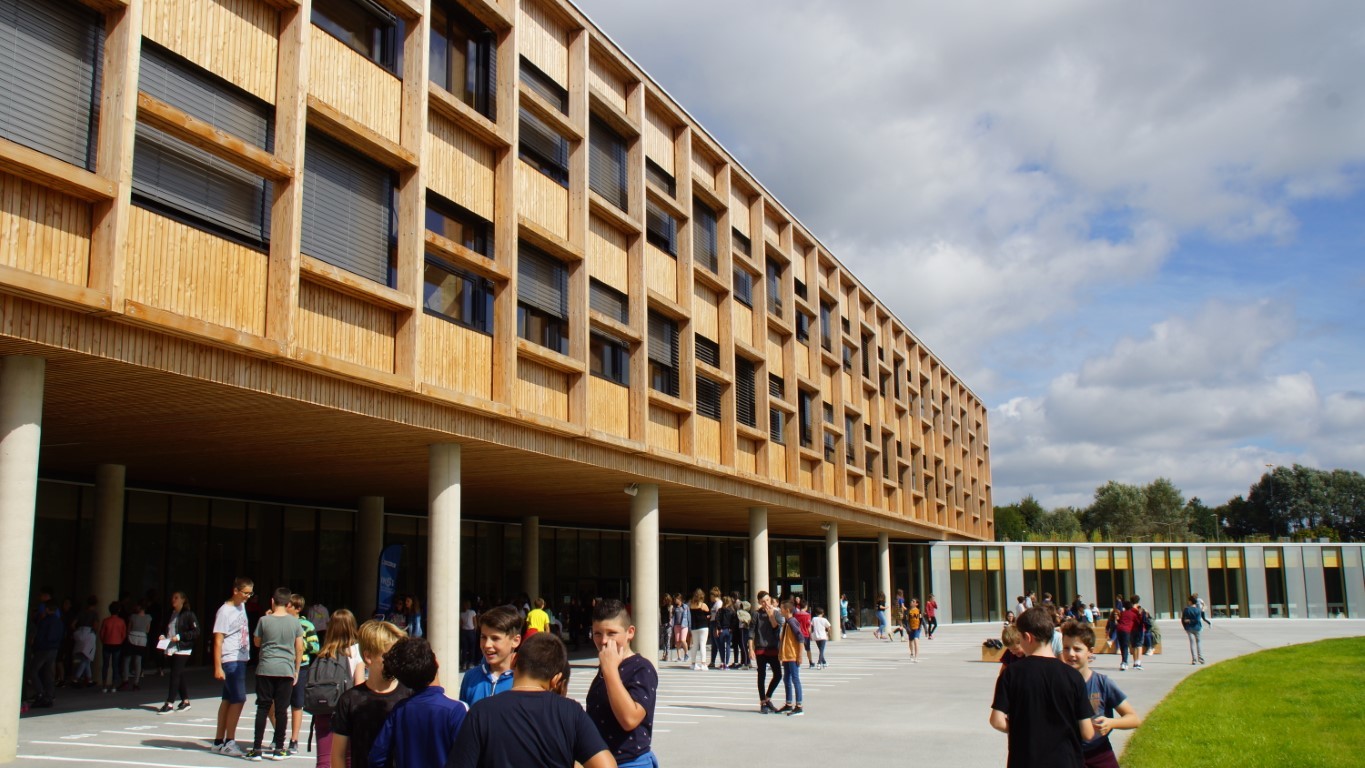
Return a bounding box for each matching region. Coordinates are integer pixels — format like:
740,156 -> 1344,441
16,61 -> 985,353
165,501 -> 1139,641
376,544 -> 404,618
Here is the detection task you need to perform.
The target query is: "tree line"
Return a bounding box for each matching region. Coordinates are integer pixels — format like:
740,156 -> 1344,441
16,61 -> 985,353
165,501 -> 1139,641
994,464 -> 1365,543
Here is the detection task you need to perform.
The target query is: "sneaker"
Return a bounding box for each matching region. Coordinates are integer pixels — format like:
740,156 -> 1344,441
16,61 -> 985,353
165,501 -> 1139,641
787,706 -> 805,717
219,740 -> 246,759
176,701 -> 191,712
774,704 -> 793,715
242,746 -> 264,761
759,701 -> 774,715
1199,658 -> 1206,664
1119,662 -> 1128,671
1191,660 -> 1198,665
270,748 -> 290,761
287,740 -> 298,755
1135,662 -> 1143,670
157,704 -> 174,715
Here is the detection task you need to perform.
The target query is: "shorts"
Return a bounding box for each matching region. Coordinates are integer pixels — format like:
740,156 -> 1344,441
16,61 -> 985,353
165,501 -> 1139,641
909,628 -> 922,640
220,661 -> 247,704
290,665 -> 310,709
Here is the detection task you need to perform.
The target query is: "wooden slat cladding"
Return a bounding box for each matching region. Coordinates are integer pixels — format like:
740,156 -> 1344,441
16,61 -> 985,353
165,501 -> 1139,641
730,187 -> 750,237
308,25 -> 402,143
298,280 -> 396,372
766,329 -> 784,376
692,283 -> 718,340
733,302 -> 752,346
125,207 -> 266,335
588,54 -> 626,112
691,149 -> 717,189
795,342 -> 809,379
427,114 -> 496,220
769,442 -> 788,482
0,171 -> 91,286
517,163 -> 569,238
517,357 -> 569,421
143,0 -> 278,103
422,319 -> 492,399
644,244 -> 675,301
588,376 -> 628,436
518,0 -> 569,85
800,459 -> 816,491
646,403 -> 679,453
695,417 -> 720,464
736,437 -> 758,475
643,108 -> 674,175
587,215 -> 628,293
763,211 -> 782,246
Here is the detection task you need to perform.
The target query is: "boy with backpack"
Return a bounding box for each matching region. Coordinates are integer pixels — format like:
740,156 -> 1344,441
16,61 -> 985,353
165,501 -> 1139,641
990,606 -> 1095,768
369,637 -> 468,767
1060,620 -> 1143,768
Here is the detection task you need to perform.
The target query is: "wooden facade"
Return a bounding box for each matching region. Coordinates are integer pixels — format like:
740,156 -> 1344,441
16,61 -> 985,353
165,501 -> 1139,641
0,0 -> 991,541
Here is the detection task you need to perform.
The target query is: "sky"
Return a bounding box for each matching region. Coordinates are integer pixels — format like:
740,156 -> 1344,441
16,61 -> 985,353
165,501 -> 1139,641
571,0 -> 1365,510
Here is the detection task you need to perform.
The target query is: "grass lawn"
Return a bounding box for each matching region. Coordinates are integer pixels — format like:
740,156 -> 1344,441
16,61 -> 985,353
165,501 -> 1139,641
1123,636 -> 1365,767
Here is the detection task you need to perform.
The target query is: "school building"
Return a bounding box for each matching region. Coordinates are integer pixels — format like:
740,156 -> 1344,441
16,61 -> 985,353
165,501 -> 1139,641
0,0 -> 997,757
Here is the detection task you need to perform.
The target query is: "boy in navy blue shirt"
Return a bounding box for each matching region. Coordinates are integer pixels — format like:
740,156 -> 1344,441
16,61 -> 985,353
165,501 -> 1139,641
370,637 -> 467,767
587,599 -> 657,767
1060,620 -> 1142,768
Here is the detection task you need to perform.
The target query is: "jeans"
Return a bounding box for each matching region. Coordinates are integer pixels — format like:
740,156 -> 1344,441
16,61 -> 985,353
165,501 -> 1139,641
715,628 -> 732,667
815,639 -> 827,665
1117,629 -> 1132,664
756,654 -> 781,701
732,628 -> 748,666
1186,629 -> 1203,661
617,752 -> 660,768
27,649 -> 57,702
166,653 -> 190,703
781,661 -> 803,705
123,646 -> 145,684
926,615 -> 938,637
101,647 -> 123,688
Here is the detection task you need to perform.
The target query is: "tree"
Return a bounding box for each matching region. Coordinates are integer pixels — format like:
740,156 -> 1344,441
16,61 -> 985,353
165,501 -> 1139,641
993,503 -> 1027,542
1083,481 -> 1146,540
1186,497 -> 1220,541
1142,477 -> 1189,540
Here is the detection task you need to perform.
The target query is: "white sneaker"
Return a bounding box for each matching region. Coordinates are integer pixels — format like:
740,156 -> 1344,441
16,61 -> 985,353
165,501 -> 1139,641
1120,662 -> 1128,671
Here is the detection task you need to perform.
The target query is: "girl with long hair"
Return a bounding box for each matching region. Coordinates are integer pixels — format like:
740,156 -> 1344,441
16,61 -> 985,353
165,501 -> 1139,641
156,591 -> 198,714
310,608 -> 364,767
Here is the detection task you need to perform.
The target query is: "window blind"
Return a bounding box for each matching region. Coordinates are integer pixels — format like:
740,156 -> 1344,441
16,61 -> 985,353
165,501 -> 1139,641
693,201 -> 717,272
301,133 -> 394,285
139,42 -> 271,149
518,246 -> 567,319
589,116 -> 627,211
589,279 -> 628,323
736,357 -> 756,428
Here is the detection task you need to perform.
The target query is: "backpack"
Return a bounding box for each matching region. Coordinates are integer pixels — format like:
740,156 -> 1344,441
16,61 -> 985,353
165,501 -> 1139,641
303,655 -> 351,716
1140,610 -> 1153,632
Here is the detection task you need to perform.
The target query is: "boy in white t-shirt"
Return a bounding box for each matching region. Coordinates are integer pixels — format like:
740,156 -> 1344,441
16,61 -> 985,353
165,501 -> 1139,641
211,577 -> 254,758
810,607 -> 832,669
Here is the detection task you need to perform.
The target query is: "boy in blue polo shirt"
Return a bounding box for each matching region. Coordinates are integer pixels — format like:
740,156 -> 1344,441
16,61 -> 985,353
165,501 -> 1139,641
370,637 -> 468,767
459,606 -> 522,704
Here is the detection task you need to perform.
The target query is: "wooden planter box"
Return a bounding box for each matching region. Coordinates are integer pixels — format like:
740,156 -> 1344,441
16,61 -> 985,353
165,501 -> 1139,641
1097,640 -> 1161,655
981,646 -> 1006,662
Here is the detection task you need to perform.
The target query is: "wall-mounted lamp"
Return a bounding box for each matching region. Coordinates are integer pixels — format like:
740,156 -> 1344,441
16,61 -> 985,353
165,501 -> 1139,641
624,483 -> 639,496
820,522 -> 832,532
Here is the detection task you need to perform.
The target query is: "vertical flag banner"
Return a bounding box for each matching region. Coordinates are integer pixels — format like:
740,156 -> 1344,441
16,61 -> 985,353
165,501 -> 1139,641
376,543 -> 404,618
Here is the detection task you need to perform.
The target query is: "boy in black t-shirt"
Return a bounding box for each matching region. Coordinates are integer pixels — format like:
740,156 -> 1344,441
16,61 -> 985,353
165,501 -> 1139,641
587,599 -> 658,767
990,606 -> 1095,768
331,620 -> 410,768
447,632 -> 613,768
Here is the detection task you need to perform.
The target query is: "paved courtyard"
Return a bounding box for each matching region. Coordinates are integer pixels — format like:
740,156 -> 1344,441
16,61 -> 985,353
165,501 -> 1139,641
14,618 -> 1364,765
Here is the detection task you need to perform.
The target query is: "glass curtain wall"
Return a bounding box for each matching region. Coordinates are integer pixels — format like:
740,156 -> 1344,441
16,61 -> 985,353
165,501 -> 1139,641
1206,547 -> 1247,618
1264,547 -> 1288,617
949,545 -> 1004,622
1094,547 -> 1134,608
1150,547 -> 1189,619
1022,546 -> 1076,606
1323,548 -> 1347,617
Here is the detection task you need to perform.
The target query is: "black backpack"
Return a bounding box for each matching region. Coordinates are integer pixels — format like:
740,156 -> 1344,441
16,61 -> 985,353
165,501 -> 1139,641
303,655 -> 351,716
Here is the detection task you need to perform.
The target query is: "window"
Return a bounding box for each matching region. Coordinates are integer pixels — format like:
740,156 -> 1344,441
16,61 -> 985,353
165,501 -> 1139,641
519,109 -> 568,185
861,335 -> 873,378
949,546 -> 1006,623
423,261 -> 493,332
590,332 -> 630,386
769,408 -> 785,444
696,376 -> 721,420
794,277 -> 807,302
589,116 -> 627,211
519,57 -> 567,112
893,361 -> 903,399
646,201 -> 677,256
693,201 -> 718,273
301,133 -> 396,285
823,432 -> 835,462
588,279 -> 628,323
823,402 -> 834,424
795,313 -> 810,342
798,391 -> 813,447
133,44 -> 274,247
645,158 -> 675,197
845,415 -> 856,462
733,268 -> 753,307
842,344 -> 854,372
312,0 -> 400,73
768,373 -> 784,400
648,312 -> 679,396
695,335 -> 719,367
426,191 -> 492,257
766,260 -> 783,315
430,0 -> 495,119
736,357 -> 756,428
820,302 -> 833,350
732,228 -> 750,258
517,245 -> 568,354
0,0 -> 103,170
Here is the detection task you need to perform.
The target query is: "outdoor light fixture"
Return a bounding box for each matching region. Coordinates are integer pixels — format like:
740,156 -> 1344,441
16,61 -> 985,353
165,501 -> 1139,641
624,483 -> 639,496
820,522 -> 832,532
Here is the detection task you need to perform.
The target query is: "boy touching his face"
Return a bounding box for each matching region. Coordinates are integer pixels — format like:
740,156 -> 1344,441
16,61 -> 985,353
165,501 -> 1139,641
587,599 -> 658,768
1060,621 -> 1142,768
459,606 -> 523,705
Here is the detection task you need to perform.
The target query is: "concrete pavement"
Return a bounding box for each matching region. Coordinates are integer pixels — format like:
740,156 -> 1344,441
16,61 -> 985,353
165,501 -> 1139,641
13,619 -> 1364,765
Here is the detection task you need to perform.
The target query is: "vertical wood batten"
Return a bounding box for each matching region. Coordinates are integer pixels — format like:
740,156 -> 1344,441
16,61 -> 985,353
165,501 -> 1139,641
395,0 -> 432,384
266,0 -> 309,348
89,0 -> 144,305
625,82 -> 647,444
565,26 -> 589,425
490,14 -> 519,405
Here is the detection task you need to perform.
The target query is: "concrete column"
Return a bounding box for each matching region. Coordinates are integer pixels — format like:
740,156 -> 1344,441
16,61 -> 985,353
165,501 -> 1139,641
522,515 -> 540,602
0,356 -> 45,762
89,464 -> 126,604
428,444 -> 461,671
877,532 -> 891,609
354,496 -> 384,617
825,522 -> 840,642
748,507 -> 769,597
630,484 -> 660,664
